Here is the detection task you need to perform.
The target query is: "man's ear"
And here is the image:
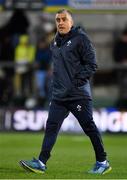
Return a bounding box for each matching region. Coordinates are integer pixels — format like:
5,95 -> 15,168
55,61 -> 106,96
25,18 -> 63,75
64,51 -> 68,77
71,19 -> 74,26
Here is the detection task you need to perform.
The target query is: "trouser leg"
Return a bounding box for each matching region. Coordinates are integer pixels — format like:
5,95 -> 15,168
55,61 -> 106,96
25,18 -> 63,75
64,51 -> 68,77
39,100 -> 69,164
68,99 -> 107,162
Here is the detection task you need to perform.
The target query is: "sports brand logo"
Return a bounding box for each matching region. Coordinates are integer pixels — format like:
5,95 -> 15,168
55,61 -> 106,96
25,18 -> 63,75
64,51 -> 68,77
77,105 -> 82,111
54,41 -> 57,46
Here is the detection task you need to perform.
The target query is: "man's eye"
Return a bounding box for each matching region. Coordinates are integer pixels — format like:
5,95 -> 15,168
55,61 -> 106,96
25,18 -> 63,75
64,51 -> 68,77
56,18 -> 60,22
62,18 -> 66,21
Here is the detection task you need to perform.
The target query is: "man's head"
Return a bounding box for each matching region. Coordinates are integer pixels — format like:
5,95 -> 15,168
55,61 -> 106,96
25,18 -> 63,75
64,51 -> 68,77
55,9 -> 73,35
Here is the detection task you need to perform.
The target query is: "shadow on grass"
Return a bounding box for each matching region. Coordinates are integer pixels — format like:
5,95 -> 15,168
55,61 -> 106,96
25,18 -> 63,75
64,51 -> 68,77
0,167 -> 32,174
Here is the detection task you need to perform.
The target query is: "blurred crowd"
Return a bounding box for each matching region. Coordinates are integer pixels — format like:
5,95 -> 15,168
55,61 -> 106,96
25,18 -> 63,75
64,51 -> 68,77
1,9 -> 127,108
0,9 -> 55,108
113,27 -> 127,107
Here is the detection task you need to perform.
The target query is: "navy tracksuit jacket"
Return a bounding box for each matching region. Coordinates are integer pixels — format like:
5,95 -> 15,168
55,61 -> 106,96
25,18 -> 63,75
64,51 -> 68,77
39,27 -> 107,164
51,26 -> 97,101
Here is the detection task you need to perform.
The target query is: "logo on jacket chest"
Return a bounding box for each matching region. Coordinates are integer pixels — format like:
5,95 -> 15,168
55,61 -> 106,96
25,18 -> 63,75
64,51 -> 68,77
53,40 -> 72,48
77,105 -> 82,111
67,40 -> 72,46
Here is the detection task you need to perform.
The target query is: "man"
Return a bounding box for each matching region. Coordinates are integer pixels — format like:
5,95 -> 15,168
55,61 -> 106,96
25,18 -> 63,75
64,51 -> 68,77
20,9 -> 112,175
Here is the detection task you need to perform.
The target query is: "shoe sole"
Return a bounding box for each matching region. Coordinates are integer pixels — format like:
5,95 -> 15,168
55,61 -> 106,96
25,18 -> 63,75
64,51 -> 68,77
19,161 -> 33,172
88,166 -> 112,175
102,166 -> 112,175
19,160 -> 45,174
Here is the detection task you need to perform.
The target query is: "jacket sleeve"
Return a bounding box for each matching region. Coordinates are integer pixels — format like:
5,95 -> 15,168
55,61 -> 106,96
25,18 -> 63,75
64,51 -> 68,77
76,33 -> 97,86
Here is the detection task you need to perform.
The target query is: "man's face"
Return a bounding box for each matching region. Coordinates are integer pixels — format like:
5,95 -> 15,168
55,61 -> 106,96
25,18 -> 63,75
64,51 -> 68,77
55,12 -> 73,35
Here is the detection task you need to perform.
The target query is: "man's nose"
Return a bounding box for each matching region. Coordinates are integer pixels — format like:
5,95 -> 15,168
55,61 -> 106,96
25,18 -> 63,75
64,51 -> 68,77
59,20 -> 64,24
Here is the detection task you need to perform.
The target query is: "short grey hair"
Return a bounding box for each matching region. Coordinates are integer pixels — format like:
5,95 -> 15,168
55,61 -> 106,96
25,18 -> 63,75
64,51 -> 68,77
56,9 -> 73,18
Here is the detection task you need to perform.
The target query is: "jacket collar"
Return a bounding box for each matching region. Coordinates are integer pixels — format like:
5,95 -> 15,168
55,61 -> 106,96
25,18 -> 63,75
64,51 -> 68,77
54,26 -> 78,47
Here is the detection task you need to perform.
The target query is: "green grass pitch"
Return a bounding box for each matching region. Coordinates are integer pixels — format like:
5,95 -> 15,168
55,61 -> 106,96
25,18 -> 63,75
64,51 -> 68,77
0,133 -> 127,179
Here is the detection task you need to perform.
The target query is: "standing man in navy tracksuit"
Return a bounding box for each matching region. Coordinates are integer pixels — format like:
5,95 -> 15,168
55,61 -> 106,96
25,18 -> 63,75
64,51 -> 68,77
20,9 -> 111,175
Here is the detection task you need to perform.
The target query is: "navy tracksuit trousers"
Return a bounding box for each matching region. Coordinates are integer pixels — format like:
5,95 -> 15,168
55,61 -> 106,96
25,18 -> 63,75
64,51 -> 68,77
39,99 -> 107,164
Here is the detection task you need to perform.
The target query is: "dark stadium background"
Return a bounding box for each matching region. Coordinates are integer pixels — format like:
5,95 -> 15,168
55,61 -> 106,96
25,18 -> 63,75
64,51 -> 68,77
0,0 -> 127,179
